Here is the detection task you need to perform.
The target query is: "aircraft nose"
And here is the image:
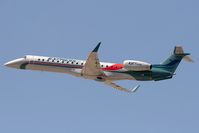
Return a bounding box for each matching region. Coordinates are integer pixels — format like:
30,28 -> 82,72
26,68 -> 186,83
4,62 -> 11,67
4,61 -> 17,67
4,58 -> 25,69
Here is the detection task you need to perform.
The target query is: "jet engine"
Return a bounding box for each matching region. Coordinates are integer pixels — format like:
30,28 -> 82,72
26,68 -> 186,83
123,60 -> 152,71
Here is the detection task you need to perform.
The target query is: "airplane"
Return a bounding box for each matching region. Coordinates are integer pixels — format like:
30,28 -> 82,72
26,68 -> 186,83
4,42 -> 193,93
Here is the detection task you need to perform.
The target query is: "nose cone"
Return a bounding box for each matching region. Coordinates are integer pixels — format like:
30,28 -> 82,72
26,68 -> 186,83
4,58 -> 25,69
4,60 -> 17,68
4,61 -> 12,67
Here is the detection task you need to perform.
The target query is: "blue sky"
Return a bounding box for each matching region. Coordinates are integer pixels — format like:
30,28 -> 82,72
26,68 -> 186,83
0,0 -> 198,133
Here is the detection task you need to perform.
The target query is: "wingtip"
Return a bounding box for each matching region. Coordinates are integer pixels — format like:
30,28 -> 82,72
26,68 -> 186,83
131,85 -> 140,93
92,42 -> 101,52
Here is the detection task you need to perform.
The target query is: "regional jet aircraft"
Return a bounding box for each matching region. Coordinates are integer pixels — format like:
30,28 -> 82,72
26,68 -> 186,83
4,43 -> 192,93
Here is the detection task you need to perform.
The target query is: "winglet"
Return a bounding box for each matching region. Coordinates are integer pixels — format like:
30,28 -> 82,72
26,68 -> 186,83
92,42 -> 101,52
131,85 -> 140,93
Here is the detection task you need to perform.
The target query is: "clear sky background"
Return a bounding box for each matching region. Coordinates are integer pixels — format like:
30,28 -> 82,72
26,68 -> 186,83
0,0 -> 198,133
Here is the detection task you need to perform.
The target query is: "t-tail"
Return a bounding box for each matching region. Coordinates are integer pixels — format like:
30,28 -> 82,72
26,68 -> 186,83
160,46 -> 193,74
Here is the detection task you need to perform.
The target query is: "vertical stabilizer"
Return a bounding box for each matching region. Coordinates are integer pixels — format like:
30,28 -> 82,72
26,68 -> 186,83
161,46 -> 192,73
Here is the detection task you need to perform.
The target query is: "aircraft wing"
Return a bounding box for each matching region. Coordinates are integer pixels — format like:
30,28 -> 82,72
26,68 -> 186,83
81,42 -> 105,76
104,81 -> 140,93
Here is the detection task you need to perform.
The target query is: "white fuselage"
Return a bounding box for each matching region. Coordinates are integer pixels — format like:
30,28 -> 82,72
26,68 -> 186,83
5,55 -> 134,81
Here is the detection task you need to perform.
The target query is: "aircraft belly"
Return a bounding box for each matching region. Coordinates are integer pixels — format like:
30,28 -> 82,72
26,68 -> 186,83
103,71 -> 135,81
124,71 -> 153,81
25,64 -> 82,77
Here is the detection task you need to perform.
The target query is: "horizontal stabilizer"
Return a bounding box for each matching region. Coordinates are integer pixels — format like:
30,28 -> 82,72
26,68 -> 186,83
174,46 -> 193,62
183,55 -> 194,62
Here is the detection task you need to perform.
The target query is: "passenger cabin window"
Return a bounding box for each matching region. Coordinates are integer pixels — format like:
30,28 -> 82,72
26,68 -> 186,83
81,63 -> 83,65
38,59 -> 40,61
106,65 -> 108,68
42,59 -> 45,61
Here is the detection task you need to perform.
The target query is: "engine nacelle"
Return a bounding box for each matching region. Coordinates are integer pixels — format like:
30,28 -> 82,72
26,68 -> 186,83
123,60 -> 152,71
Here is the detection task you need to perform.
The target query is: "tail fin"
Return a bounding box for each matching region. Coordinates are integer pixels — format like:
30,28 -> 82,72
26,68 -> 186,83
161,46 -> 193,74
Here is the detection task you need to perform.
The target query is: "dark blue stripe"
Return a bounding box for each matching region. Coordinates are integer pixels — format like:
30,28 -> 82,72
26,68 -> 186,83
31,61 -> 83,69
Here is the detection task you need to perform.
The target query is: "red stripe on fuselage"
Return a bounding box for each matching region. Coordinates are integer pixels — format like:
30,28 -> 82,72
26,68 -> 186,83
102,64 -> 124,71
